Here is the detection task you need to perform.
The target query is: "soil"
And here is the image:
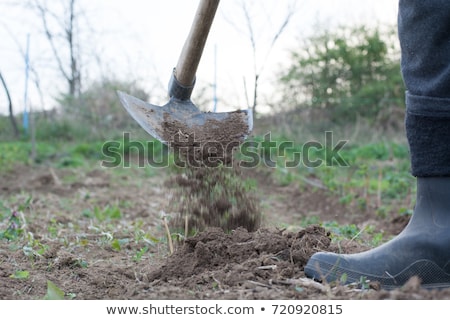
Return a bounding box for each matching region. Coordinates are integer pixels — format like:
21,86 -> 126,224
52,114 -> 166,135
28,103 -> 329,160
166,165 -> 261,233
162,110 -> 250,167
1,162 -> 450,300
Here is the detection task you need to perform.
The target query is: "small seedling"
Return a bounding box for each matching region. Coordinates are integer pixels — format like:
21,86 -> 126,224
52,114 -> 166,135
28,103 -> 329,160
23,232 -> 49,259
93,205 -> 122,221
111,238 -> 130,251
9,270 -> 30,279
111,239 -> 121,251
340,273 -> 348,284
359,276 -> 370,290
133,246 -> 149,262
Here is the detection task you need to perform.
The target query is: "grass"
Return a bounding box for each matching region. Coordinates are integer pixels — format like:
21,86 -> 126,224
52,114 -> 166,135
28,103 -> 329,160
263,136 -> 413,207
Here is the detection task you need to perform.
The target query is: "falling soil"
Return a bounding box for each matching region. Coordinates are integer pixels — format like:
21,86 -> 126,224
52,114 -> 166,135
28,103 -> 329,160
161,110 -> 260,233
166,165 -> 261,234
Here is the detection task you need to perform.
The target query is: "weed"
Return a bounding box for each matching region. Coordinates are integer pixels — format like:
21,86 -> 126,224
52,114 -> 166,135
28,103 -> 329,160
339,273 -> 348,284
57,155 -> 85,168
133,246 -> 149,262
375,206 -> 389,219
23,232 -> 49,260
133,227 -> 160,246
0,197 -> 31,241
339,193 -> 353,205
398,207 -> 414,216
370,232 -> 385,246
9,270 -> 30,279
358,276 -> 371,290
83,205 -> 122,222
0,142 -> 30,171
111,238 -> 130,251
324,221 -> 361,241
47,218 -> 60,238
0,210 -> 24,241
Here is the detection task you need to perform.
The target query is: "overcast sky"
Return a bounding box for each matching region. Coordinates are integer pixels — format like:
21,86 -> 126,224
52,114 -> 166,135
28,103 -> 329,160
0,0 -> 399,116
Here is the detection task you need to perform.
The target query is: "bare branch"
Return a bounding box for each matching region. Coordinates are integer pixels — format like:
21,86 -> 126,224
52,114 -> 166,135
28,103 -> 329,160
224,0 -> 299,110
260,1 -> 298,75
28,0 -> 81,96
242,1 -> 257,54
33,0 -> 70,82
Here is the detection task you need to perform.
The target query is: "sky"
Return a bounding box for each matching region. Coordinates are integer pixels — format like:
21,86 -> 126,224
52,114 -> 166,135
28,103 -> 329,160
0,0 -> 399,116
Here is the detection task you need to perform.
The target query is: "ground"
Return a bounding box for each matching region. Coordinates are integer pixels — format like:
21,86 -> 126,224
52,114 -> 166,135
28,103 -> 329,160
1,161 -> 449,300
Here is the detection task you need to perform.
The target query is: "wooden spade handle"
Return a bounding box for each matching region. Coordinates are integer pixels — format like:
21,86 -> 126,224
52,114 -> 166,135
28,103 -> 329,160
174,0 -> 220,86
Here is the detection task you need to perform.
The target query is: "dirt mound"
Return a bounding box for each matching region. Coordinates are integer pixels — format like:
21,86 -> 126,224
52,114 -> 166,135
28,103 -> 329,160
148,226 -> 332,289
146,226 -> 450,299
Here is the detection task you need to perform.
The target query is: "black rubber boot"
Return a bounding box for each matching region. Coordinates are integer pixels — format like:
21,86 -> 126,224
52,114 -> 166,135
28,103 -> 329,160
304,177 -> 450,289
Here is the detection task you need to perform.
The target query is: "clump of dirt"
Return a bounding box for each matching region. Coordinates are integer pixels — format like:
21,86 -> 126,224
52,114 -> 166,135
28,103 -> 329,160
162,111 -> 249,166
148,226 -> 333,289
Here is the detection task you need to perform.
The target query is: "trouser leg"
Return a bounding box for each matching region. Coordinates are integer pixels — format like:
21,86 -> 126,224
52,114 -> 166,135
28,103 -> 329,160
399,0 -> 450,176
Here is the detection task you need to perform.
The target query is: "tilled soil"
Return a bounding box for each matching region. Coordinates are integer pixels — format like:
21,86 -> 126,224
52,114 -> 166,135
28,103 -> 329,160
1,164 -> 450,299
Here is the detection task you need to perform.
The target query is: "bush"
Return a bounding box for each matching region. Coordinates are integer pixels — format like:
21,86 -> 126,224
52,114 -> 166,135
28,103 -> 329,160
279,25 -> 405,123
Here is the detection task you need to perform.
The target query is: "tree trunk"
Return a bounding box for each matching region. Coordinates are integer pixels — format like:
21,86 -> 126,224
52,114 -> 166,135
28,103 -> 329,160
0,71 -> 19,138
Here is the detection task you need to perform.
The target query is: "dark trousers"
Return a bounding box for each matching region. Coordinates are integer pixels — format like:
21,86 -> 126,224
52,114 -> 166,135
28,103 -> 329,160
399,0 -> 450,176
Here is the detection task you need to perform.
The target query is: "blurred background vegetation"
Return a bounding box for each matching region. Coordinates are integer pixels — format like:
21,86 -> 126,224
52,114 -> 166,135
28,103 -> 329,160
1,24 -> 406,143
1,22 -> 412,200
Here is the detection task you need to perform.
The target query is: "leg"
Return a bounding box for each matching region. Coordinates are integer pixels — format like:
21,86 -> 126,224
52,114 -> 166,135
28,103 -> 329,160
304,0 -> 450,289
401,0 -> 450,176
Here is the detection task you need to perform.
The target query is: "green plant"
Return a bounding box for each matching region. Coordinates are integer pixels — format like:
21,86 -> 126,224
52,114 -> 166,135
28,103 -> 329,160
111,238 -> 130,251
0,142 -> 31,171
0,210 -> 24,241
84,205 -> 122,222
133,246 -> 149,262
9,270 -> 30,279
324,221 -> 360,240
23,232 -> 49,259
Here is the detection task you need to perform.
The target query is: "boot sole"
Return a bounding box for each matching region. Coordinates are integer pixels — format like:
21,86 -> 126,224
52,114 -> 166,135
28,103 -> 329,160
305,256 -> 450,290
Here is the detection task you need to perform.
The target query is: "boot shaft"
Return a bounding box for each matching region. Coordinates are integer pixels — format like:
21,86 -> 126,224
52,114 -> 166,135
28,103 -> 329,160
412,177 -> 450,228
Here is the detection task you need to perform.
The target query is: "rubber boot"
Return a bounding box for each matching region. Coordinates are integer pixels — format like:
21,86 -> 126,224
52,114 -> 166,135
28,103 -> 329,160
304,177 -> 450,289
